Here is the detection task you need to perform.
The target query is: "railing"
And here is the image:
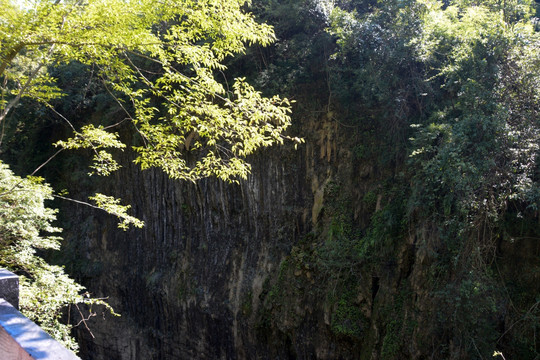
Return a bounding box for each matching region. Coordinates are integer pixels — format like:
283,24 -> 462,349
0,269 -> 80,360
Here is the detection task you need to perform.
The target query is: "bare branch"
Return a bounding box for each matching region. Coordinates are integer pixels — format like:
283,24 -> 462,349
74,304 -> 96,339
0,148 -> 65,198
0,43 -> 57,125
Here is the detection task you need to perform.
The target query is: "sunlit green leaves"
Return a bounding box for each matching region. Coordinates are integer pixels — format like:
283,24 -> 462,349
89,193 -> 144,230
55,124 -> 125,176
55,124 -> 125,150
1,0 -> 297,183
132,76 -> 297,182
0,162 -> 116,352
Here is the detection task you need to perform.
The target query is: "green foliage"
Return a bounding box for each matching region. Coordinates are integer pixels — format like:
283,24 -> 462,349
409,0 -> 540,243
316,181 -> 365,283
404,1 -> 540,357
131,78 -> 297,182
327,0 -> 426,151
380,318 -> 401,360
0,166 -> 60,251
0,162 -> 116,352
330,291 -> 365,339
0,0 -> 299,183
433,273 -> 502,358
88,193 -> 144,230
55,124 -> 126,176
0,0 -> 302,232
250,0 -> 539,356
378,286 -> 416,360
250,0 -> 334,95
324,0 -> 539,357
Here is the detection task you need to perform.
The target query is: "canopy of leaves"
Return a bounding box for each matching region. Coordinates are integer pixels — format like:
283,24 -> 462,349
409,0 -> 540,235
0,0 -> 299,183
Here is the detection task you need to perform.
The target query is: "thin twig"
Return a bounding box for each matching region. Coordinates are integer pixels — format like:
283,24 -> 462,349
471,338 -> 484,360
29,148 -> 65,177
0,148 -> 65,198
74,304 -> 96,339
53,194 -> 104,211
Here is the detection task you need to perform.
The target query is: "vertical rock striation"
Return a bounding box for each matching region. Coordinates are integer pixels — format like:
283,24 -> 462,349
65,137 -> 315,359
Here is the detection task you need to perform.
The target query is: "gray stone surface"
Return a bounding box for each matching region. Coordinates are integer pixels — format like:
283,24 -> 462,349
0,299 -> 80,359
0,269 -> 19,309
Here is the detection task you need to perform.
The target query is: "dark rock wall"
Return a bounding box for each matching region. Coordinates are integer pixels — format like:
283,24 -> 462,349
65,127 -> 320,359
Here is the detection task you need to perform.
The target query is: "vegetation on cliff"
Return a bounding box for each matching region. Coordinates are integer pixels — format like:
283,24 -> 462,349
256,0 -> 539,358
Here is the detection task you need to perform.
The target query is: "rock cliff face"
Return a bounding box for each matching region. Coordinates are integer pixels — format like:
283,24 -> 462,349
62,115 -> 313,359
62,108 -> 388,359
2,0 -> 538,357
61,109 -> 540,360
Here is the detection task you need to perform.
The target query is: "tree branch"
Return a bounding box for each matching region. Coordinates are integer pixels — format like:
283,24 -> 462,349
0,43 -> 25,79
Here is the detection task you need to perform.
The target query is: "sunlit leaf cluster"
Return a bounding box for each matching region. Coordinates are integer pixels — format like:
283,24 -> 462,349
1,0 -> 297,183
